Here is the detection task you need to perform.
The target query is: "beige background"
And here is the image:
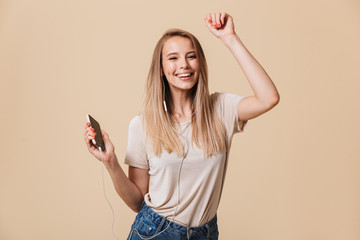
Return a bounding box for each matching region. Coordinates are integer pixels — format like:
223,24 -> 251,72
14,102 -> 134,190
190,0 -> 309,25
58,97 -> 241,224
1,0 -> 359,239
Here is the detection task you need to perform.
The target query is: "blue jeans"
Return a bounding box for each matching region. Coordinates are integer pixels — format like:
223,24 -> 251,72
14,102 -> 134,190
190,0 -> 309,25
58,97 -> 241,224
127,202 -> 219,240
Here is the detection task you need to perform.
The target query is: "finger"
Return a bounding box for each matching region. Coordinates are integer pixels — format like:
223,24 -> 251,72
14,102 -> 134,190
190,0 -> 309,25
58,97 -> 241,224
90,130 -> 96,139
100,129 -> 108,140
227,14 -> 233,26
88,142 -> 99,156
84,126 -> 94,139
84,127 -> 90,140
83,128 -> 99,156
100,131 -> 112,153
102,129 -> 112,148
205,13 -> 212,23
85,132 -> 95,151
210,12 -> 217,29
205,14 -> 214,30
215,12 -> 221,28
220,12 -> 226,25
85,129 -> 96,143
86,137 -> 98,155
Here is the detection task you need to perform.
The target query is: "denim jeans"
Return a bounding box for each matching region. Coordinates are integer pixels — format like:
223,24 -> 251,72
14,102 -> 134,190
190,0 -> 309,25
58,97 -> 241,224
127,202 -> 219,240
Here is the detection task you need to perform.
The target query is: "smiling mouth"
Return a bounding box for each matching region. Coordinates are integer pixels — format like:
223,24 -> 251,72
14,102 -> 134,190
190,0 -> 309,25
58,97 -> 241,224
176,73 -> 194,80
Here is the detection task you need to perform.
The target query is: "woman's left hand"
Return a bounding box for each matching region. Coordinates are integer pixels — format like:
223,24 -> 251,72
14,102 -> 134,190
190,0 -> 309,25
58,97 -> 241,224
204,12 -> 236,39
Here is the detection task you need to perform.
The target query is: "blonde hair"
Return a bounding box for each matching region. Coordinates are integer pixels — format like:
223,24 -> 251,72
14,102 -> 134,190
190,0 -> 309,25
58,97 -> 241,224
143,29 -> 226,157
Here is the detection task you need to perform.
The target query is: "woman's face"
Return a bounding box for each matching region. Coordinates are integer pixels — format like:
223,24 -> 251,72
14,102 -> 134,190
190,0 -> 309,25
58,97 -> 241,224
161,36 -> 200,94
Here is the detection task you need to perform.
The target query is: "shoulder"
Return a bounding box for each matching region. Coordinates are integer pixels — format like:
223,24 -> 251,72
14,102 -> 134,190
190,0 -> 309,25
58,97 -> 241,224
210,91 -> 244,100
210,92 -> 222,108
128,114 -> 145,129
210,91 -> 221,101
210,92 -> 245,110
210,92 -> 248,135
128,114 -> 145,137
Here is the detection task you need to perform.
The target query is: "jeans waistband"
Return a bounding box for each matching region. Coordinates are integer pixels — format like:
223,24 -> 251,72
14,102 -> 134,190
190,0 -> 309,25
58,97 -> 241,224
139,201 -> 218,234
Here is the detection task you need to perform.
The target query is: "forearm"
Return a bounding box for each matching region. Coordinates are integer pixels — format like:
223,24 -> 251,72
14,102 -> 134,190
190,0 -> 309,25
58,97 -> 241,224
220,34 -> 279,106
104,156 -> 144,212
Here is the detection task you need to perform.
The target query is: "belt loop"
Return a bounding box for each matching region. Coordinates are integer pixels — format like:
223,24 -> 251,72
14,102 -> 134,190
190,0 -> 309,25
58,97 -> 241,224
157,216 -> 167,232
206,223 -> 210,238
140,201 -> 145,210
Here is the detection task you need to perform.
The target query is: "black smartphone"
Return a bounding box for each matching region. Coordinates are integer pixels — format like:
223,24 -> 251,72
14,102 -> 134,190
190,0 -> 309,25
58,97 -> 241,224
86,114 -> 106,151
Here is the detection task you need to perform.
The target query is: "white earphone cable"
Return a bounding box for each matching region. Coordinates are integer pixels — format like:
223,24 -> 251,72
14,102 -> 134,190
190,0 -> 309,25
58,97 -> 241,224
100,81 -> 190,239
99,147 -> 120,240
131,146 -> 188,240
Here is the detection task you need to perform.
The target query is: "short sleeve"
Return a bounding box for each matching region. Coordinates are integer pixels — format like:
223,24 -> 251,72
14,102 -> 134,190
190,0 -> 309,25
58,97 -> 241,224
124,115 -> 149,170
212,92 -> 248,136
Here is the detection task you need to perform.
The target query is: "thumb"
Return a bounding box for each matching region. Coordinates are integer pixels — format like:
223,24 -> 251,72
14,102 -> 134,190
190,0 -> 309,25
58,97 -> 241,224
101,129 -> 113,152
101,129 -> 109,139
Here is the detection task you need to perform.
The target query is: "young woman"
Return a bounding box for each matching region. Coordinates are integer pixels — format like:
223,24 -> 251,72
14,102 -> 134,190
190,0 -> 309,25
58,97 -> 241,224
84,12 -> 279,240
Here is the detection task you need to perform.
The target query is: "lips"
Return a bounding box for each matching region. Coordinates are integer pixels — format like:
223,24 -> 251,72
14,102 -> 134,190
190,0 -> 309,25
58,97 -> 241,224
175,72 -> 193,80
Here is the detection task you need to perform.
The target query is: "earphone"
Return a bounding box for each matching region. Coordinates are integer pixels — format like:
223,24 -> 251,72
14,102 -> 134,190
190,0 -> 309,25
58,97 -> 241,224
162,77 -> 173,130
162,75 -> 196,123
162,77 -> 190,219
162,72 -> 169,114
99,147 -> 120,240
131,147 -> 189,240
96,78 -> 188,239
128,80 -> 189,239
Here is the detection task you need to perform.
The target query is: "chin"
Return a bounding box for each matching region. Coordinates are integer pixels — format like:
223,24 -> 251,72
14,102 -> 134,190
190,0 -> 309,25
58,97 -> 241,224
178,82 -> 197,90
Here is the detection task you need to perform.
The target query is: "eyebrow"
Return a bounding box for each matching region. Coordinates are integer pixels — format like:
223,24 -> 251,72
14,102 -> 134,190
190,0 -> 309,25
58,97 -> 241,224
166,50 -> 196,57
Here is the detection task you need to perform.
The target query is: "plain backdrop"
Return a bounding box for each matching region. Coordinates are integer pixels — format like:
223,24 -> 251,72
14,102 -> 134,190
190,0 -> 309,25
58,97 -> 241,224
0,0 -> 359,239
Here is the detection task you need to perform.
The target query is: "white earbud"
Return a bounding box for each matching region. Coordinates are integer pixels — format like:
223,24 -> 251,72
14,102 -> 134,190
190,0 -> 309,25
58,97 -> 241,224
163,100 -> 168,112
162,77 -> 168,113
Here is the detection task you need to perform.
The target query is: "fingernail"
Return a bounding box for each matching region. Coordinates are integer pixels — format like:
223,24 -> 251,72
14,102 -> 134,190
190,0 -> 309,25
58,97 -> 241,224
86,122 -> 90,126
217,24 -> 221,28
90,128 -> 94,131
213,25 -> 217,29
208,19 -> 212,23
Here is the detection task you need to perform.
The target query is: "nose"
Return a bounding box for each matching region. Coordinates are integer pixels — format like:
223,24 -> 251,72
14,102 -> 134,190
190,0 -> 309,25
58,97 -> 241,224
180,57 -> 189,69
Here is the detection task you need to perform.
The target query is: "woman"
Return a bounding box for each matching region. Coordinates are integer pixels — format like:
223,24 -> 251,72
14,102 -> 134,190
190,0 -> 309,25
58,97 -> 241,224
84,12 -> 279,240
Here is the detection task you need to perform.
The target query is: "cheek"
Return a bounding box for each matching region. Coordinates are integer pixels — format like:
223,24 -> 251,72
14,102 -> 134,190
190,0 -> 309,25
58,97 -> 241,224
163,62 -> 175,74
191,61 -> 200,71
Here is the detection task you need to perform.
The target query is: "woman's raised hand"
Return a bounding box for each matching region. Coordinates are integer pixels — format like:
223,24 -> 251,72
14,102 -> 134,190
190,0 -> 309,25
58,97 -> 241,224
204,12 -> 236,39
84,122 -> 117,167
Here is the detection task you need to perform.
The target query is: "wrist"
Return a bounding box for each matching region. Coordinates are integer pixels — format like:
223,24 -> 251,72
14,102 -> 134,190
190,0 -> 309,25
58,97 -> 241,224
104,155 -> 120,170
219,33 -> 240,45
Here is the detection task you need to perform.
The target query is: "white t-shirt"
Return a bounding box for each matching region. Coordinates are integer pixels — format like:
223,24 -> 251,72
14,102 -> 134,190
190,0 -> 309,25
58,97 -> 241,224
124,92 -> 248,227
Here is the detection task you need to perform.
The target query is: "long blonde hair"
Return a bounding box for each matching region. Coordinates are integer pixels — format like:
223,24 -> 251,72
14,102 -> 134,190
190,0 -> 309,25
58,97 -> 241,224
143,29 -> 226,157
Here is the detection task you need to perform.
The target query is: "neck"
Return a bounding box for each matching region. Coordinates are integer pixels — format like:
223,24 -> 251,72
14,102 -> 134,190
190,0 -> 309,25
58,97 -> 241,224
169,88 -> 194,123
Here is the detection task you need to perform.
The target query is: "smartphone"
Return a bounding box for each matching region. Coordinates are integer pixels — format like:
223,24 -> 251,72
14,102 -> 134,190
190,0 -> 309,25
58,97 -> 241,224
86,114 -> 106,152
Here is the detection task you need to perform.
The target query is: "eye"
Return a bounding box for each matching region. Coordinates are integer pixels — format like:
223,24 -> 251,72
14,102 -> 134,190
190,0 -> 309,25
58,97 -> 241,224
188,55 -> 197,59
169,57 -> 177,60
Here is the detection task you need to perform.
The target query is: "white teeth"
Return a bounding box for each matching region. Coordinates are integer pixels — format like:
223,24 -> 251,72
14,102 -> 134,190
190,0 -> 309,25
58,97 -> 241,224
177,73 -> 191,77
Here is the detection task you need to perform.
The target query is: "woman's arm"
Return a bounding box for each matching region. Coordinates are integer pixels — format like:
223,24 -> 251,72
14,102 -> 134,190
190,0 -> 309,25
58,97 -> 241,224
84,124 -> 148,212
105,159 -> 149,213
205,12 -> 280,121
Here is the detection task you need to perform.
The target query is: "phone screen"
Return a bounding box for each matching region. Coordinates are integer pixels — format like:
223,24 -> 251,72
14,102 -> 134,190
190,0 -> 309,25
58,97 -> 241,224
87,114 -> 106,151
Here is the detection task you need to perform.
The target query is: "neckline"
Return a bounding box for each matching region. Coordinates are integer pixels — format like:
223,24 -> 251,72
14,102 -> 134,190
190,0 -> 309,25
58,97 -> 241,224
171,109 -> 196,126
174,120 -> 191,126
